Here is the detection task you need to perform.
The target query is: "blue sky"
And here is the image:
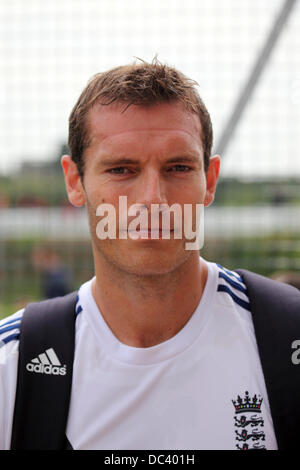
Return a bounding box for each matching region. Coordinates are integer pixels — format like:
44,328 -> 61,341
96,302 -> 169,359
0,0 -> 300,178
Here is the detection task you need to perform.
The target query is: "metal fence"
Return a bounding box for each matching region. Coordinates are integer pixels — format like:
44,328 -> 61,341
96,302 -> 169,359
1,0 -> 300,318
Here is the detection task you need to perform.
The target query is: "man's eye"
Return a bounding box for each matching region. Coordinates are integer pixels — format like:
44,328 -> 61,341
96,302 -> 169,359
108,167 -> 130,175
169,165 -> 191,172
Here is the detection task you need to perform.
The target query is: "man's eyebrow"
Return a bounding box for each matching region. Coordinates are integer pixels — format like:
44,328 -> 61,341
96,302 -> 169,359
98,155 -> 201,167
98,157 -> 140,167
164,156 -> 201,164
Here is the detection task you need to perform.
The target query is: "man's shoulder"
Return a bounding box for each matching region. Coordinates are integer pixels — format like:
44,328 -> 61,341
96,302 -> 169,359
0,309 -> 24,367
0,291 -> 80,351
236,267 -> 299,288
0,309 -> 24,349
235,268 -> 300,334
236,268 -> 300,303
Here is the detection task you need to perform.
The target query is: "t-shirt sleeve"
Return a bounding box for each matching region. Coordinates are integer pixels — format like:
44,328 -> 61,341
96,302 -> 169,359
0,310 -> 23,450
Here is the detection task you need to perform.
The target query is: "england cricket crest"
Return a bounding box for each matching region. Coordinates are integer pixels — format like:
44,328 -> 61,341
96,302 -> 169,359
232,391 -> 266,450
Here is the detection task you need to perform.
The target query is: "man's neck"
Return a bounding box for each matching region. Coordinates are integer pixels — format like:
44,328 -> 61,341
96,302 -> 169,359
91,255 -> 208,348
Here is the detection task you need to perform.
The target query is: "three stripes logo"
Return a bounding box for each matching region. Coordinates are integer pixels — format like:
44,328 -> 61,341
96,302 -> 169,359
26,348 -> 66,376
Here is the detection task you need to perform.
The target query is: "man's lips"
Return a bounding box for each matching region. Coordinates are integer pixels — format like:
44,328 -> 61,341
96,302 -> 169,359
126,228 -> 175,239
128,228 -> 174,232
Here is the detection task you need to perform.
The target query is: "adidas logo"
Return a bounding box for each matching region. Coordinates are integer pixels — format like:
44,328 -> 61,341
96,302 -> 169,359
26,348 -> 66,376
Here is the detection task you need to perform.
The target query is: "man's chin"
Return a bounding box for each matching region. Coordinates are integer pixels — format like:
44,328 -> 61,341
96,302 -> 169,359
94,243 -> 192,278
122,263 -> 179,277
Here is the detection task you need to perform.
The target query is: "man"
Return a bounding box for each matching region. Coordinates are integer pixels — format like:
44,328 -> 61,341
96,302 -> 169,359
0,60 -> 299,450
31,245 -> 72,299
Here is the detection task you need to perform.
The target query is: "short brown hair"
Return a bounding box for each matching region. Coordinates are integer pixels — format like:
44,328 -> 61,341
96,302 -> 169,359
68,59 -> 213,178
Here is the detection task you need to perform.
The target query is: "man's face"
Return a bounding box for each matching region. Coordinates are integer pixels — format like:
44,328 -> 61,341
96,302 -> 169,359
63,101 -> 220,276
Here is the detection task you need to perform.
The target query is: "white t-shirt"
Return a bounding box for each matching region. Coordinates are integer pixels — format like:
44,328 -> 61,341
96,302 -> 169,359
0,259 -> 278,450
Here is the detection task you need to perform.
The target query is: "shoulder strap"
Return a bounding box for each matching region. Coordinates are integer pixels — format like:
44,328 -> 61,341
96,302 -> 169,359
235,269 -> 300,450
10,291 -> 78,450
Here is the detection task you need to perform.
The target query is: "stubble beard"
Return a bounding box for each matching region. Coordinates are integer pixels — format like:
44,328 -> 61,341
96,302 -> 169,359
85,196 -> 195,281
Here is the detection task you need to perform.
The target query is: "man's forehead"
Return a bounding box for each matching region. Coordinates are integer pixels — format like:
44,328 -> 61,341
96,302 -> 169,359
86,102 -> 203,144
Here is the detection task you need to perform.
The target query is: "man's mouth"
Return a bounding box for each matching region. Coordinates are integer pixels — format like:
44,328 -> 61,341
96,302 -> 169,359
127,228 -> 174,239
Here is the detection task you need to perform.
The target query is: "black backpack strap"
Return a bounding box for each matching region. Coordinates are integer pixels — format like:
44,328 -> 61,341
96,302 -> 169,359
10,291 -> 78,450
235,269 -> 300,449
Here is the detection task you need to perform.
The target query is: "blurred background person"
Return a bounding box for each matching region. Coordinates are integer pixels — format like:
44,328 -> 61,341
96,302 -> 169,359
31,245 -> 72,299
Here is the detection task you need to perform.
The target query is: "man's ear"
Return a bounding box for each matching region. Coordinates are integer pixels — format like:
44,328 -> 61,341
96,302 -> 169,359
61,155 -> 86,207
204,155 -> 221,207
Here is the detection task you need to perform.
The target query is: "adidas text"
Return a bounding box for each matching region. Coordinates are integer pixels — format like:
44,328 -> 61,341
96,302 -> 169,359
26,363 -> 66,375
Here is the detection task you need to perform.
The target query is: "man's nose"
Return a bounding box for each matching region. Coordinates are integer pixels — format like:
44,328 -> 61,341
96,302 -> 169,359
137,169 -> 168,208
